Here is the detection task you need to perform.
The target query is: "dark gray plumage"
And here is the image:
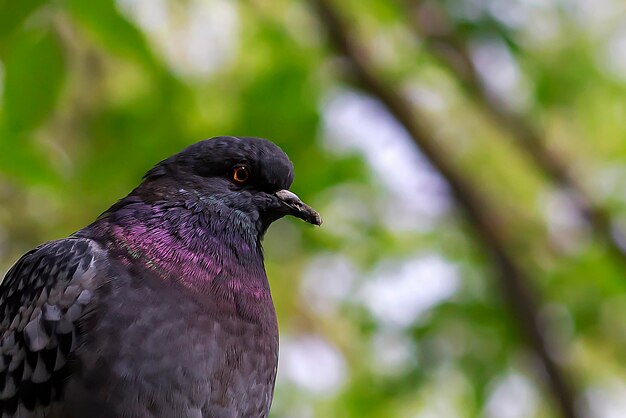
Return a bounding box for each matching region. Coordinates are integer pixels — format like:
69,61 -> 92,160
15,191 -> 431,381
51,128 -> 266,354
0,136 -> 321,418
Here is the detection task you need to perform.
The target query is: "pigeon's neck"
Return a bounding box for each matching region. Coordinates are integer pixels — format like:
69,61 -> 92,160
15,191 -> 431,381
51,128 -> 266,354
82,197 -> 270,297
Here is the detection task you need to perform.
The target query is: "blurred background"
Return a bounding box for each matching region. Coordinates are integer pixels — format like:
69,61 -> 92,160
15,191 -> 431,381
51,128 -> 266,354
2,0 -> 626,417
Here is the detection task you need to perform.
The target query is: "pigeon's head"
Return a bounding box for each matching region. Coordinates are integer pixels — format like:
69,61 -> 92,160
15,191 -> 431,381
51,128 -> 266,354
141,136 -> 321,233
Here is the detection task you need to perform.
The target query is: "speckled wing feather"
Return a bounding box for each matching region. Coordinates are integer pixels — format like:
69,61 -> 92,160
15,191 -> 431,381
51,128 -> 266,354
0,238 -> 102,418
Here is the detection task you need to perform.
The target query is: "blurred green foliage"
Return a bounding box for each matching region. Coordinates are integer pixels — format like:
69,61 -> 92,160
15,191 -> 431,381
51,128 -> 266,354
2,0 -> 626,417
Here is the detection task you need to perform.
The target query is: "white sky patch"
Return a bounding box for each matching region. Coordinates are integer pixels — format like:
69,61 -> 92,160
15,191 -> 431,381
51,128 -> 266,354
469,39 -> 530,112
519,9 -> 561,48
117,0 -> 239,77
599,24 -> 626,82
485,372 -> 539,418
586,379 -> 626,418
370,330 -> 416,377
570,0 -> 625,34
279,335 -> 347,396
358,254 -> 459,328
450,0 -> 565,35
488,0 -> 561,34
518,0 -> 558,7
321,89 -> 451,231
446,0 -> 562,51
487,0 -> 529,29
300,253 -> 357,315
117,0 -> 167,31
541,189 -> 591,254
594,164 -> 626,202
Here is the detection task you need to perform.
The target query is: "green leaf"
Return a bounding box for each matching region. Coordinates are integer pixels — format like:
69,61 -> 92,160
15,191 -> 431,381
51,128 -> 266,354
2,27 -> 65,131
0,0 -> 47,44
63,0 -> 158,70
0,129 -> 58,184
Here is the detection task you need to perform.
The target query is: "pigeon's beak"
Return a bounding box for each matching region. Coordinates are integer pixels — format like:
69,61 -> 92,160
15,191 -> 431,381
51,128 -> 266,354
275,190 -> 322,226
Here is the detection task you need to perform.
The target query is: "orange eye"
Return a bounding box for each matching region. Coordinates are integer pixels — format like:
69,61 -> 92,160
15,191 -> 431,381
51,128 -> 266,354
232,165 -> 250,184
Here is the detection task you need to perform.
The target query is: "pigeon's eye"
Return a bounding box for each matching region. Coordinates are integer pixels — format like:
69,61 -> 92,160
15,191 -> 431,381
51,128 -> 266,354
232,165 -> 250,184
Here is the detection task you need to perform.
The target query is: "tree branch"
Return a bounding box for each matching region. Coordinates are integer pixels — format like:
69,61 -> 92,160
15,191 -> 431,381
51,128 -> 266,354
308,1 -> 581,417
407,0 -> 626,267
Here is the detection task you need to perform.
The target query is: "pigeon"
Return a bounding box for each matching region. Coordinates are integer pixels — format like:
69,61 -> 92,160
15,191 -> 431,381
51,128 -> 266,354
0,136 -> 321,418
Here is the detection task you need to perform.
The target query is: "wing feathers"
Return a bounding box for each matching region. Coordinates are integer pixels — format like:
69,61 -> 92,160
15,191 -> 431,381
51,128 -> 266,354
0,238 -> 103,416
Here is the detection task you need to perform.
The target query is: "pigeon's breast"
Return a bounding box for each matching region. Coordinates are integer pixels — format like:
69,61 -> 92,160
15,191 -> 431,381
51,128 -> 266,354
62,260 -> 278,418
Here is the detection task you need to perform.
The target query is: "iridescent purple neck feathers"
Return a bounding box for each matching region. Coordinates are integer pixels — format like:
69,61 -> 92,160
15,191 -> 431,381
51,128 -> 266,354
79,195 -> 270,297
